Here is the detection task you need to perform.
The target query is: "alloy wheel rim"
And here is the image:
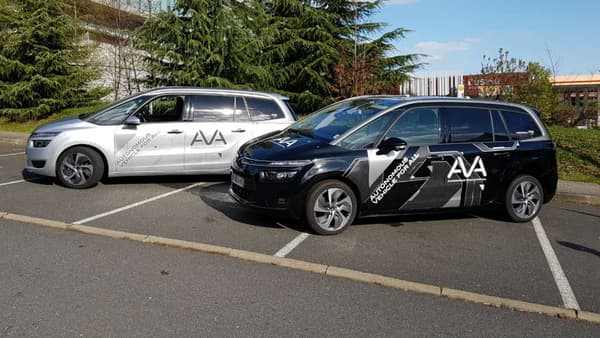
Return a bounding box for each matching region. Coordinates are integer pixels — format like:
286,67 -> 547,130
60,152 -> 94,186
511,181 -> 541,219
313,187 -> 353,232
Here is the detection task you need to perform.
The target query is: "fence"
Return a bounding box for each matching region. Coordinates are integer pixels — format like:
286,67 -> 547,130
399,74 -> 464,97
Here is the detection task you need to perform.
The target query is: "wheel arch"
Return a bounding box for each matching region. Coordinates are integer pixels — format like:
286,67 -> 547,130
56,144 -> 109,179
301,172 -> 363,217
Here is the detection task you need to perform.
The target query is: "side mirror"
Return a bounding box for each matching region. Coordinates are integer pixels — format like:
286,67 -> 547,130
124,115 -> 141,126
377,137 -> 407,154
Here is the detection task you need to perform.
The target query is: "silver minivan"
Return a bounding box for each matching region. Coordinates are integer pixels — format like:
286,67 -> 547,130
26,87 -> 296,188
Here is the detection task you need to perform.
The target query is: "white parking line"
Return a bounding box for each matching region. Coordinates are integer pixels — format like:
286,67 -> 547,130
532,216 -> 580,310
0,152 -> 25,157
0,179 -> 26,187
274,232 -> 310,258
73,182 -> 206,225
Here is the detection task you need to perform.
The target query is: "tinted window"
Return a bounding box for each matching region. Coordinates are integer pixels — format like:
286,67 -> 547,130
492,110 -> 509,141
290,98 -> 402,142
192,95 -> 234,122
137,96 -> 184,123
385,108 -> 441,145
446,107 -> 493,143
245,97 -> 285,121
86,96 -> 150,125
337,113 -> 398,150
501,110 -> 542,140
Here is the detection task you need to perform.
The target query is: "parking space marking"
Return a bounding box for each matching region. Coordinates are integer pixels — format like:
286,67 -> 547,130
72,182 -> 207,225
0,152 -> 25,157
0,179 -> 26,187
274,232 -> 310,257
3,210 -> 600,324
532,217 -> 581,310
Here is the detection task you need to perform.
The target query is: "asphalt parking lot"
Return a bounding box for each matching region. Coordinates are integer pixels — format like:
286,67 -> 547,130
1,142 -> 599,332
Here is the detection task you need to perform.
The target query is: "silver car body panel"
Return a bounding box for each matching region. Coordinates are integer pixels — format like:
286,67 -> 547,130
26,87 -> 296,178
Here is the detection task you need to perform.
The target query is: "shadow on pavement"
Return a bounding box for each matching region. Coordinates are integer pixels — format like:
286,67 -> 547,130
104,174 -> 230,189
558,241 -> 600,258
193,182 -> 307,232
354,210 -> 477,228
558,207 -> 600,219
21,170 -> 53,185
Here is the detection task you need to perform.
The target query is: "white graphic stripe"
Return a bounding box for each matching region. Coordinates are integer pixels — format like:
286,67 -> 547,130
532,217 -> 580,310
73,182 -> 206,224
274,233 -> 310,258
367,149 -> 399,187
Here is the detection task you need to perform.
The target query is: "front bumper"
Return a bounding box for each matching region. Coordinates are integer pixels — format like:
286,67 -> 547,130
25,139 -> 58,177
229,167 -> 305,219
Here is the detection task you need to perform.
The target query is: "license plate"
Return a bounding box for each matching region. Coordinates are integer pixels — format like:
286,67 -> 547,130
231,173 -> 244,188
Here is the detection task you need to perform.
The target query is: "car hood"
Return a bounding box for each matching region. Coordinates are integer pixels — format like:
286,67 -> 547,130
241,130 -> 345,162
32,116 -> 96,134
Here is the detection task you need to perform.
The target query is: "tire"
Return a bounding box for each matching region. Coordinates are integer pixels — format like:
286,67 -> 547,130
305,180 -> 357,235
505,175 -> 544,222
56,146 -> 104,189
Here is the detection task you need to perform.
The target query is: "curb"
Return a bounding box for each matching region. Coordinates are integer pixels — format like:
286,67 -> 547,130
1,210 -> 598,325
553,193 -> 600,207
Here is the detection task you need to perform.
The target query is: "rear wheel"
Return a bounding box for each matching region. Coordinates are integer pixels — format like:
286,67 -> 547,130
505,175 -> 543,222
56,147 -> 104,189
305,180 -> 357,235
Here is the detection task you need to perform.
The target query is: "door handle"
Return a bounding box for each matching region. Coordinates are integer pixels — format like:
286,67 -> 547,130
493,152 -> 510,158
427,154 -> 442,160
167,130 -> 183,134
231,128 -> 246,133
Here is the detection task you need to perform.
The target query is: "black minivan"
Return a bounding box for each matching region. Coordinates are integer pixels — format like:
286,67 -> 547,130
230,96 -> 557,235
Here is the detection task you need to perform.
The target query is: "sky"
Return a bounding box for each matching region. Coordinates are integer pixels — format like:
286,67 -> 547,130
372,0 -> 600,76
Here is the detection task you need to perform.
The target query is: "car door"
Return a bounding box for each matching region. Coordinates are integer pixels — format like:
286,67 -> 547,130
429,105 -> 513,208
114,95 -> 186,174
363,106 -> 444,214
184,94 -> 249,172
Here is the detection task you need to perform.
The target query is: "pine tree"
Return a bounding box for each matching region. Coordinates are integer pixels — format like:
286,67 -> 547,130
135,0 -> 270,89
260,0 -> 338,113
0,0 -> 103,121
321,0 -> 421,100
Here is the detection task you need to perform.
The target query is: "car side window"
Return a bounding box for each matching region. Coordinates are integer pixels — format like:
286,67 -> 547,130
385,108 -> 441,146
233,97 -> 250,121
337,113 -> 398,150
492,110 -> 509,141
500,110 -> 542,140
191,95 -> 235,122
446,107 -> 493,143
245,97 -> 285,121
136,96 -> 184,123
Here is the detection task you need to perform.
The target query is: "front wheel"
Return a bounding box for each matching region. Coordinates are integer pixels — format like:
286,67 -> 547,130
305,180 -> 357,235
505,175 -> 544,222
56,147 -> 104,189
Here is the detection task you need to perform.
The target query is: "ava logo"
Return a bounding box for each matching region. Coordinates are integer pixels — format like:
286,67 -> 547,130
190,130 -> 227,146
271,137 -> 297,148
447,156 -> 487,179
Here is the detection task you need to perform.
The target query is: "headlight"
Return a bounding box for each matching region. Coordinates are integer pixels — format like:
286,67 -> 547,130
258,170 -> 298,182
30,131 -> 62,148
268,160 -> 313,166
31,131 -> 62,138
33,140 -> 52,148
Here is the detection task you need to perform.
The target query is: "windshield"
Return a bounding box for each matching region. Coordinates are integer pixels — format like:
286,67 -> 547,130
85,96 -> 151,125
289,98 -> 402,141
